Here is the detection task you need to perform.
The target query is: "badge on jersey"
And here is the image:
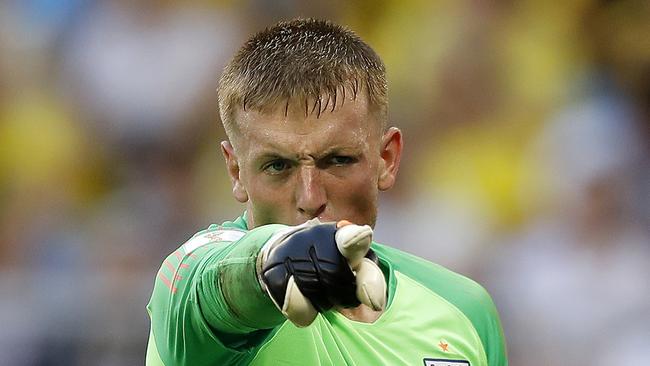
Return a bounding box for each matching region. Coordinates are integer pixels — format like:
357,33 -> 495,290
423,359 -> 470,366
183,229 -> 246,254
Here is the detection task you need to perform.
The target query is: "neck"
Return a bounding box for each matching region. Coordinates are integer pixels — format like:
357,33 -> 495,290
336,304 -> 383,323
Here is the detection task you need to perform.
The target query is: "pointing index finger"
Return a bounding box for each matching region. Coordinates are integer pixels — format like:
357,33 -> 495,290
335,221 -> 373,268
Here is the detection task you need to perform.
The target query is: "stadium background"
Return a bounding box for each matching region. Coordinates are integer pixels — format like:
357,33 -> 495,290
0,0 -> 648,364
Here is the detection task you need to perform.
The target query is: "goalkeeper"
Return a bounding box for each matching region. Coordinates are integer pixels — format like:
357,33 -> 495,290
146,19 -> 507,366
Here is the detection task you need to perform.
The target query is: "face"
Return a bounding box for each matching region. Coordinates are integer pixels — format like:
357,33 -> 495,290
221,93 -> 402,228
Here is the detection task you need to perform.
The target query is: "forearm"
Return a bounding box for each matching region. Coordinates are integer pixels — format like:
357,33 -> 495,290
198,231 -> 285,334
147,224 -> 290,364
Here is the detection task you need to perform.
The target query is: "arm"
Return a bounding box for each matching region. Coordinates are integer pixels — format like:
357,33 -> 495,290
476,292 -> 508,366
146,224 -> 287,366
146,220 -> 385,365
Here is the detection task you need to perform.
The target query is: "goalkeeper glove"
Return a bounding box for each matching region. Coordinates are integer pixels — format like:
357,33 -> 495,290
257,219 -> 386,327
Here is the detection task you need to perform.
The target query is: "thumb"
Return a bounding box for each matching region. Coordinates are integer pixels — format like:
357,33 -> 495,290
282,276 -> 318,327
335,221 -> 387,311
355,258 -> 387,311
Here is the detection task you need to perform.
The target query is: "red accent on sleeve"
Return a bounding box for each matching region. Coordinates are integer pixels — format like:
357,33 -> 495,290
158,272 -> 177,294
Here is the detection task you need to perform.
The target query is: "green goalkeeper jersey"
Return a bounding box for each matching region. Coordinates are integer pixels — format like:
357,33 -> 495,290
146,214 -> 507,366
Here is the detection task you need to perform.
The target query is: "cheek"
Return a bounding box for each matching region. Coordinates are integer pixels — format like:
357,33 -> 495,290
246,176 -> 295,224
328,170 -> 378,222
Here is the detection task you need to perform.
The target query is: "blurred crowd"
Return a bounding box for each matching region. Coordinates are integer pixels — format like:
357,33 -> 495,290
0,0 -> 648,365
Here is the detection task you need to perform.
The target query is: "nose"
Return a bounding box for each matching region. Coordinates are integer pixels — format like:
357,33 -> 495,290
296,166 -> 326,219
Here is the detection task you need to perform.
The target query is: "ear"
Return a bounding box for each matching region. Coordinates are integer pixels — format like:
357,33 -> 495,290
220,141 -> 249,203
377,127 -> 403,191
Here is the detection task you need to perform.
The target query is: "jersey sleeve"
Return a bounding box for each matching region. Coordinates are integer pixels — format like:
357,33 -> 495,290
146,224 -> 288,366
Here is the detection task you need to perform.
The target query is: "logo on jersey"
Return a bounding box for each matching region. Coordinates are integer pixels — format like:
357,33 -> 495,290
438,340 -> 449,352
423,359 -> 470,366
183,229 -> 245,254
157,229 -> 246,294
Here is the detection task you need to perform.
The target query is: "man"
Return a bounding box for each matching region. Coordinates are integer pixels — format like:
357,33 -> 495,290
146,18 -> 508,365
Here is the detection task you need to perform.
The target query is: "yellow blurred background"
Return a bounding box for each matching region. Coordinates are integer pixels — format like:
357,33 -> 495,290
0,0 -> 648,364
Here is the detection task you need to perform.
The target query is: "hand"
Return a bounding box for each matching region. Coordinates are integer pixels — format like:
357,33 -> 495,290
257,219 -> 387,327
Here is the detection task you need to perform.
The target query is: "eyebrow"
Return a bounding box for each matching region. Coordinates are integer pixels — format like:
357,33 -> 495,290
254,145 -> 360,162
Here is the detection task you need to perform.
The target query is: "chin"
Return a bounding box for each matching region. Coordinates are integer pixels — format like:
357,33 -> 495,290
316,216 -> 335,223
320,216 -> 375,227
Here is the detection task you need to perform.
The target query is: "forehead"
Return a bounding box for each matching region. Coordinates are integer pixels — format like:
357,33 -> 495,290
233,95 -> 379,157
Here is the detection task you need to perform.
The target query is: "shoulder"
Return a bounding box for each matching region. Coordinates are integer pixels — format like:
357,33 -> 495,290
372,242 -> 508,366
372,243 -> 490,304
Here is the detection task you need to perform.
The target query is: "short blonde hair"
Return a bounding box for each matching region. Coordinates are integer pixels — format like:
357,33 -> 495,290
218,18 -> 387,137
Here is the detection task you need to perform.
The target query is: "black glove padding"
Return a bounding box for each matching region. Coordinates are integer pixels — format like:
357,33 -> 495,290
261,223 -> 360,312
257,219 -> 386,327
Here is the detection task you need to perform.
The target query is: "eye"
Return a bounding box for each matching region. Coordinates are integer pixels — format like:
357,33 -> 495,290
263,159 -> 292,174
329,156 -> 355,166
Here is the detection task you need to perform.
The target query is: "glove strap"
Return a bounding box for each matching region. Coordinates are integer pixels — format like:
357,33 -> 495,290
255,219 -> 323,295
